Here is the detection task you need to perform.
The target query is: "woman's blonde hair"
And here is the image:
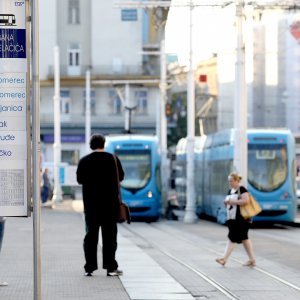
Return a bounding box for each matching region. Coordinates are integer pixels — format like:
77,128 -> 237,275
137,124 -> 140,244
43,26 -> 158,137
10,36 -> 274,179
228,172 -> 242,182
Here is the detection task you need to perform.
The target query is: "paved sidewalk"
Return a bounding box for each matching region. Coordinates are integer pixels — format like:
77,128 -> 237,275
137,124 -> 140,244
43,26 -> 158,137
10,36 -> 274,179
0,200 -> 195,300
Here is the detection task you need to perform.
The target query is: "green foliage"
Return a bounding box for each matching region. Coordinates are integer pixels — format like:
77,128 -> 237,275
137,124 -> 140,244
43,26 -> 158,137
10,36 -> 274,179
167,93 -> 186,147
167,92 -> 199,147
168,115 -> 187,147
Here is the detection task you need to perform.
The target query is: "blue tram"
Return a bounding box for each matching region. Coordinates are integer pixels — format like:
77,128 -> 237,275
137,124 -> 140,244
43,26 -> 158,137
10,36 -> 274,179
105,135 -> 162,221
175,129 -> 297,224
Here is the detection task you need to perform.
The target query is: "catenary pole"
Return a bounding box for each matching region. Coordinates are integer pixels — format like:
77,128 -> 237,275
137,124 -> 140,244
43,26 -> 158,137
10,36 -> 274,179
31,0 -> 42,298
52,46 -> 63,203
85,69 -> 91,154
184,0 -> 197,223
233,0 -> 247,185
160,37 -> 169,210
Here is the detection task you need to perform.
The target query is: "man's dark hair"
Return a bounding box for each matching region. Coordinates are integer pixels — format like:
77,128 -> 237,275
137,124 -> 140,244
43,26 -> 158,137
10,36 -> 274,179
90,134 -> 106,150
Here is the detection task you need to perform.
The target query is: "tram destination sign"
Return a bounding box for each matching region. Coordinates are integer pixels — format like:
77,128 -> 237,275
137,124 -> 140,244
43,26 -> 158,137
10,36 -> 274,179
0,1 -> 30,216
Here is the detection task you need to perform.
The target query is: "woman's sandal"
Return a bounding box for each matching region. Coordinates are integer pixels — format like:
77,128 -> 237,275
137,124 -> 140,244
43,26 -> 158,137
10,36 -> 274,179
243,259 -> 256,267
215,258 -> 226,266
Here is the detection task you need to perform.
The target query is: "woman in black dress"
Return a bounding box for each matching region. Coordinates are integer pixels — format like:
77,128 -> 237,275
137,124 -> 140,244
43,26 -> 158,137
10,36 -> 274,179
216,172 -> 256,267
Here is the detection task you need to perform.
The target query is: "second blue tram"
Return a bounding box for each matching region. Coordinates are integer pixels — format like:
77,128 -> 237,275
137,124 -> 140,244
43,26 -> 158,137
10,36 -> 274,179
175,129 -> 297,224
105,135 -> 162,221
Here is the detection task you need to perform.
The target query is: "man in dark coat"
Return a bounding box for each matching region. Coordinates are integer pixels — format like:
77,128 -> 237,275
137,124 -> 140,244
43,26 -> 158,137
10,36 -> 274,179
76,133 -> 124,277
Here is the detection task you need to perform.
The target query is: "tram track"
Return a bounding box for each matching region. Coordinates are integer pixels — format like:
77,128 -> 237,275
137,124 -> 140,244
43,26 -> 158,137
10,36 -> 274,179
121,221 -> 300,298
122,224 -> 241,300
149,221 -> 300,294
206,247 -> 300,293
152,250 -> 242,300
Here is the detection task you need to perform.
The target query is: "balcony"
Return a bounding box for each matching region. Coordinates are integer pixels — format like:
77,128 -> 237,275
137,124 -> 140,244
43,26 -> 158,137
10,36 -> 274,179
40,112 -> 154,126
47,62 -> 160,79
40,112 -> 123,126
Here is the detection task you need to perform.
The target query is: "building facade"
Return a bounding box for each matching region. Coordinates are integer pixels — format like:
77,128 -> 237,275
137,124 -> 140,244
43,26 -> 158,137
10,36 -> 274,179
40,0 -> 166,165
217,10 -> 300,134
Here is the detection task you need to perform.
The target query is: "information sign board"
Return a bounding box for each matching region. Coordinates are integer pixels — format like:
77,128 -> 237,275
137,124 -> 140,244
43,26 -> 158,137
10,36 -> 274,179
0,1 -> 29,216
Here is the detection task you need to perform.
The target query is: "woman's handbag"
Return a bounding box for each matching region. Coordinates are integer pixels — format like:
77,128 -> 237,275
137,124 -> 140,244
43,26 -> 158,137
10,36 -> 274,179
240,192 -> 262,220
113,155 -> 131,224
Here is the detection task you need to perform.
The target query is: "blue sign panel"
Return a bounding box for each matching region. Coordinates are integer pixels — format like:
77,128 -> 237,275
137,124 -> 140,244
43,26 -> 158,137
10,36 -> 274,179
0,29 -> 26,58
43,134 -> 86,143
121,9 -> 138,21
59,167 -> 64,184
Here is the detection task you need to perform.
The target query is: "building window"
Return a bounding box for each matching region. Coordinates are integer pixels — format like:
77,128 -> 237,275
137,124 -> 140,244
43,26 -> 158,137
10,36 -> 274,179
121,9 -> 137,21
60,90 -> 71,115
83,90 -> 96,115
68,0 -> 80,24
62,150 -> 80,165
135,90 -> 148,114
68,44 -> 81,76
109,90 -> 122,115
68,45 -> 80,67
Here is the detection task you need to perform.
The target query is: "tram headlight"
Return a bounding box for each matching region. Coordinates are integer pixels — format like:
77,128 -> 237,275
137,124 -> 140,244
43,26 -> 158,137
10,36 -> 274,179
147,191 -> 153,198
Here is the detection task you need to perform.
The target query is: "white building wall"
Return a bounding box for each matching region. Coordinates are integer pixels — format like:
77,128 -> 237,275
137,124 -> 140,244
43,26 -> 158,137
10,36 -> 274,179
40,0 -> 159,167
245,11 -> 254,128
263,14 -> 280,127
285,13 -> 300,135
217,53 -> 235,130
217,7 -> 236,131
55,0 -> 91,76
39,0 -> 57,80
251,12 -> 299,132
91,0 -> 143,73
217,10 -> 300,134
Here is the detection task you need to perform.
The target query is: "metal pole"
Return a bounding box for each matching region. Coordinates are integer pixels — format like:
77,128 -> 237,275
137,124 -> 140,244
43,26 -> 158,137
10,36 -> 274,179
234,0 -> 248,185
52,46 -> 62,203
31,0 -> 42,298
184,0 -> 197,223
85,69 -> 91,154
160,38 -> 169,211
124,83 -> 130,132
156,92 -> 160,138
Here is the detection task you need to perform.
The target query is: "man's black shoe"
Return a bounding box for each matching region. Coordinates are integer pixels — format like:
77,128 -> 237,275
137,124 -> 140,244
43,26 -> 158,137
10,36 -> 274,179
107,269 -> 123,276
84,272 -> 93,277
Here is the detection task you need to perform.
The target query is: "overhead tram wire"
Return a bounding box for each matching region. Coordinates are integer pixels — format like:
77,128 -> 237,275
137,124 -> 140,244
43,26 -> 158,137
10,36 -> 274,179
114,0 -> 233,9
114,0 -> 300,9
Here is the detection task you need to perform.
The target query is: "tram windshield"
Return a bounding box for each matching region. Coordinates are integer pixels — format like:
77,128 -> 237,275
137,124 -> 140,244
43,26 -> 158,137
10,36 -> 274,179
248,144 -> 288,192
115,149 -> 151,190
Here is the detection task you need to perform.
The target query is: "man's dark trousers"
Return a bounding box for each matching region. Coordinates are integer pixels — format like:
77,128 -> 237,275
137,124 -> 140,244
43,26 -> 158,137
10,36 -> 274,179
83,217 -> 118,273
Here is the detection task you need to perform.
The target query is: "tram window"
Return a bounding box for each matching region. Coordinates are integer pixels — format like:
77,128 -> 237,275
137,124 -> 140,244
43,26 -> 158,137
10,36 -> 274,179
115,150 -> 151,190
256,150 -> 275,160
248,144 -> 287,192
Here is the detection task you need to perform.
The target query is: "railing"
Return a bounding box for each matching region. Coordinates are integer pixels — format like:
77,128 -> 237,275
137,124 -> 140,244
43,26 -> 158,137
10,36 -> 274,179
40,113 -> 155,125
47,63 -> 160,78
41,113 -> 122,124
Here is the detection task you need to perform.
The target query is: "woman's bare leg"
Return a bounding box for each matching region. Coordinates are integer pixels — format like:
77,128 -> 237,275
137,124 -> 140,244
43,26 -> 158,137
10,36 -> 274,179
223,240 -> 236,261
242,239 -> 256,265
